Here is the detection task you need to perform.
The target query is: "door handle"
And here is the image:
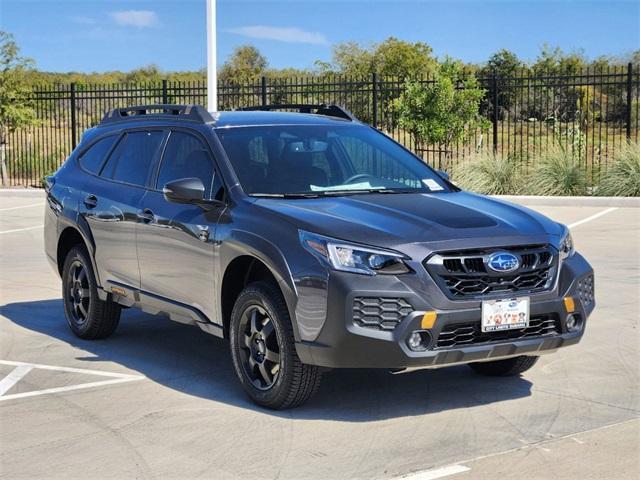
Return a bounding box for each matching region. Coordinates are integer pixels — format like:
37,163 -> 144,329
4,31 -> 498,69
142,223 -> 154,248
84,194 -> 98,209
137,208 -> 155,223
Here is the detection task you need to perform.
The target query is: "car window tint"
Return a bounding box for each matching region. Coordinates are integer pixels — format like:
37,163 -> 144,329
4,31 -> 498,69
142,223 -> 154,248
79,136 -> 118,174
217,125 -> 447,195
335,136 -> 422,188
156,131 -> 215,197
101,131 -> 164,186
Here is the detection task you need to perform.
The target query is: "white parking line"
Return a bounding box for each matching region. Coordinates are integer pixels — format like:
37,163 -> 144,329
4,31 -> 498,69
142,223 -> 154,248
0,360 -> 145,402
0,202 -> 44,212
568,207 -> 618,229
399,465 -> 470,480
395,418 -> 640,480
0,365 -> 34,396
0,224 -> 44,235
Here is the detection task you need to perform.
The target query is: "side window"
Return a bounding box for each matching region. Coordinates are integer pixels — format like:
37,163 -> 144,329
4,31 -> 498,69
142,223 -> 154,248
156,131 -> 215,197
79,136 -> 118,174
101,131 -> 164,186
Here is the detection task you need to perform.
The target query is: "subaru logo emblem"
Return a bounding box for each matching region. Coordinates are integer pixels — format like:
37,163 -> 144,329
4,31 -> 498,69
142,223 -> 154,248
487,252 -> 519,272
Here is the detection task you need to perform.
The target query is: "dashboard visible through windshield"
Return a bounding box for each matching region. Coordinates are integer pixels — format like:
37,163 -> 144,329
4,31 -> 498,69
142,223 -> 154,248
215,124 -> 451,197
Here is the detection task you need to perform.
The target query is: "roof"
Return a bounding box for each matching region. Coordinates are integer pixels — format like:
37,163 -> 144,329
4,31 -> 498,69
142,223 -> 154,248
211,110 -> 355,128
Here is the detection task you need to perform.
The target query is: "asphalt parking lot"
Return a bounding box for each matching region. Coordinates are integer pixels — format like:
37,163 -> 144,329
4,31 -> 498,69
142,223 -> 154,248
0,191 -> 638,480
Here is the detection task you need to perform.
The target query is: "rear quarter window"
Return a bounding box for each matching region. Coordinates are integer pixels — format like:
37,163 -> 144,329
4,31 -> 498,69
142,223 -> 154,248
78,136 -> 118,174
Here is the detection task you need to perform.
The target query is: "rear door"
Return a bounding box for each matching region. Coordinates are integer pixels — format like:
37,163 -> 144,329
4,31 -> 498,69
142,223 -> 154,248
80,129 -> 165,290
137,129 -> 226,322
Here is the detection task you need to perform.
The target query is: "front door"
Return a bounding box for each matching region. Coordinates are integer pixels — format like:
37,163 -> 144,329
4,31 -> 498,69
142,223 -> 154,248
137,129 -> 225,323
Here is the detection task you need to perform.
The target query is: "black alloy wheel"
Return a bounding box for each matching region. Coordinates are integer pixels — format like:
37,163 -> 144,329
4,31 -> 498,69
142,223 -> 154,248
238,305 -> 281,390
65,260 -> 91,327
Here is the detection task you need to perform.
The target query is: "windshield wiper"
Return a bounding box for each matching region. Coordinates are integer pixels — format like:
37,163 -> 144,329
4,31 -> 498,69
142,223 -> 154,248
317,188 -> 418,196
251,192 -> 322,199
251,189 -> 420,199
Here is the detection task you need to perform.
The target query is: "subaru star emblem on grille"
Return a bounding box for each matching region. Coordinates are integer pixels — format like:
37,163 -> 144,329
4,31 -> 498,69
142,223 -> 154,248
487,252 -> 520,272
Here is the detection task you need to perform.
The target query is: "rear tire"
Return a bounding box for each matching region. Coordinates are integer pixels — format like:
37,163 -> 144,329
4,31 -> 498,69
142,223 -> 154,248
468,355 -> 539,376
229,281 -> 322,409
62,245 -> 121,339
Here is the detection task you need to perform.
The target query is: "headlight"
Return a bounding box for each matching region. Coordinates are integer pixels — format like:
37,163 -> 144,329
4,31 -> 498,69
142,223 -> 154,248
299,230 -> 411,275
559,229 -> 575,259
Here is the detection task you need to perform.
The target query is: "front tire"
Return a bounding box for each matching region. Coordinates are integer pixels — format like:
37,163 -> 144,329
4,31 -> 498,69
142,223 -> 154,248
229,281 -> 322,409
62,245 -> 121,339
468,355 -> 539,376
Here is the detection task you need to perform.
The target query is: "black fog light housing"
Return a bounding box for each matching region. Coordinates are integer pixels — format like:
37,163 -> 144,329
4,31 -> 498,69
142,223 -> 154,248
566,313 -> 583,332
407,330 -> 432,351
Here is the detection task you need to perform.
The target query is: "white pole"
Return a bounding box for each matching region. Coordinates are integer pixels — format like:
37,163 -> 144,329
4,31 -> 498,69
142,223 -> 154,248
206,0 -> 217,112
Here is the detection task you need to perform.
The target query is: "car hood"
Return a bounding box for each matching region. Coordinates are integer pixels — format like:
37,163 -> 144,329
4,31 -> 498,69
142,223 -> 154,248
254,191 -> 564,255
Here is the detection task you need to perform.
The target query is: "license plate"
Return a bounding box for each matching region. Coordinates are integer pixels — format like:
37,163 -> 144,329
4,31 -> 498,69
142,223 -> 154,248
481,297 -> 530,332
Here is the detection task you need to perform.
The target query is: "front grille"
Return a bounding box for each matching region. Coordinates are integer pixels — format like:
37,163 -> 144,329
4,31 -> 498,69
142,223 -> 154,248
436,315 -> 560,349
424,245 -> 558,299
353,297 -> 413,331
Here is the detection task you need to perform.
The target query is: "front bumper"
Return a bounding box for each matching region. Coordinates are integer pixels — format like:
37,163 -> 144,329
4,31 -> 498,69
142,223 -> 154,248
295,252 -> 594,369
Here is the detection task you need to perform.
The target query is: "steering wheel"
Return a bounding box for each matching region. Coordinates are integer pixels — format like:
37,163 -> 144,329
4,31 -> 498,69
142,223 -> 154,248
343,173 -> 377,185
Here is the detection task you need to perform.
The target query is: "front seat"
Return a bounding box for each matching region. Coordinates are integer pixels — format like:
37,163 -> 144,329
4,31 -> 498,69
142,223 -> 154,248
273,148 -> 328,192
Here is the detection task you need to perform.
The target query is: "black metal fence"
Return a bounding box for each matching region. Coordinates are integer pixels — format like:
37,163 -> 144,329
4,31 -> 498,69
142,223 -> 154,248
3,65 -> 638,187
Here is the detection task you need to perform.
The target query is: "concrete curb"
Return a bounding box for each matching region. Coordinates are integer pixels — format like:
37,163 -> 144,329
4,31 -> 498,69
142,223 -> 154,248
493,195 -> 640,207
0,189 -> 44,198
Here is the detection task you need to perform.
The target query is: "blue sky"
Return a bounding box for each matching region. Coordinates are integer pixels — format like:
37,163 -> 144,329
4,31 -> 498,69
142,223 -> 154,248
2,0 -> 639,72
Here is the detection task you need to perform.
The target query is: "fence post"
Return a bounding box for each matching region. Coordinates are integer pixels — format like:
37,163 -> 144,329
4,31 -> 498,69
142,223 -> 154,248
372,72 -> 378,128
162,79 -> 168,104
261,76 -> 268,106
627,63 -> 633,141
70,83 -> 77,150
492,71 -> 498,154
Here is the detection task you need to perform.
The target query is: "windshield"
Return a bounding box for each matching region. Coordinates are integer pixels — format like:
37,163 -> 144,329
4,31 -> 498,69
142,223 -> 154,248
216,124 -> 451,197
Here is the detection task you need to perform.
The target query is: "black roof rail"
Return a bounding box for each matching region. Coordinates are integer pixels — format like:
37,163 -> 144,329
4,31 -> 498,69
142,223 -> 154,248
239,104 -> 358,122
100,104 -> 215,125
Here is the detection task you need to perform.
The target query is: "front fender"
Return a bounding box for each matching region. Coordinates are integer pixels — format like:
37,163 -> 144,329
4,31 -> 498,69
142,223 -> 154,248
218,229 -> 301,339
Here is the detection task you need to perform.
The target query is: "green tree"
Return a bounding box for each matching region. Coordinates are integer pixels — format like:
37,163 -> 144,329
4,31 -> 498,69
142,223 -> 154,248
323,41 -> 373,77
528,45 -> 588,122
123,64 -> 163,83
532,45 -> 587,76
372,37 -> 436,78
219,45 -> 267,84
0,32 -> 37,186
394,60 -> 488,157
321,37 -> 436,78
480,49 -> 525,118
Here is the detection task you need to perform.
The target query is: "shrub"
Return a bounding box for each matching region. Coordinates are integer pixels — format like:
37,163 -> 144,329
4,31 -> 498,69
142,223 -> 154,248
450,153 -> 522,195
597,142 -> 640,196
527,145 -> 587,196
394,60 -> 489,151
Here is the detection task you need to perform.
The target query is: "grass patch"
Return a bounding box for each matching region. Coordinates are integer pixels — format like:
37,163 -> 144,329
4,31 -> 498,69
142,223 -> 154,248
450,153 -> 522,195
597,142 -> 640,196
526,145 -> 587,196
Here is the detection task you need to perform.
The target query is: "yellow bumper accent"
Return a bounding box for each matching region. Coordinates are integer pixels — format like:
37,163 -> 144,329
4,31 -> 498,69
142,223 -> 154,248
421,311 -> 437,329
564,296 -> 576,313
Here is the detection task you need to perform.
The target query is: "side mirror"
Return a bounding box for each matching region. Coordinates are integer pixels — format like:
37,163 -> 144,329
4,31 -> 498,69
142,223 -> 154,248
437,170 -> 450,181
163,177 -> 205,204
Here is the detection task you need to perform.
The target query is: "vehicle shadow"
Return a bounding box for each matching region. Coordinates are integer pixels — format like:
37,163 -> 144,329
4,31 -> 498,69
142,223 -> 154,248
1,299 -> 533,421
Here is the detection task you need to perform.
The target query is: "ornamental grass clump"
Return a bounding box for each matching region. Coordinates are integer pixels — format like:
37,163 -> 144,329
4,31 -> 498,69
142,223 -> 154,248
597,142 -> 640,197
450,152 -> 521,195
527,145 -> 587,196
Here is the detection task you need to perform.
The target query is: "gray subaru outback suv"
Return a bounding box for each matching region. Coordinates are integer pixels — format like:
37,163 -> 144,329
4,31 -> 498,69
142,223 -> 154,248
44,104 -> 595,409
